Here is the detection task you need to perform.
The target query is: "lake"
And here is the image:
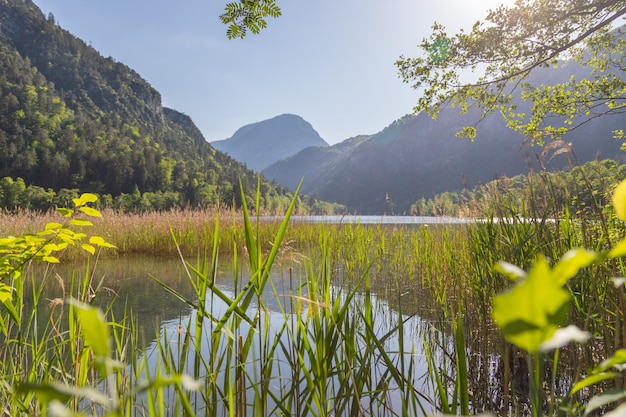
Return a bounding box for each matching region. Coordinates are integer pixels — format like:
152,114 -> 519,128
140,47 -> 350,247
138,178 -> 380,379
36,253 -> 441,416
35,250 -> 440,415
267,215 -> 473,225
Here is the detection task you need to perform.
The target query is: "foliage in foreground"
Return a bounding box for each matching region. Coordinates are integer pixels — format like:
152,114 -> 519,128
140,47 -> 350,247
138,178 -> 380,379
5,176 -> 626,415
0,185 -> 426,416
464,177 -> 626,417
397,0 -> 626,141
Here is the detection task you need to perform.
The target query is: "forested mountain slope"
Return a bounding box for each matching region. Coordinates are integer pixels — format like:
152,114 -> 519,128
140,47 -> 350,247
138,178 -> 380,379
264,61 -> 626,214
0,0 -> 294,210
262,135 -> 370,191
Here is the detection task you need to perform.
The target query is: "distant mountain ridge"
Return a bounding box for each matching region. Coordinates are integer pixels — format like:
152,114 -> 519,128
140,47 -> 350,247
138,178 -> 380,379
262,135 -> 370,191
211,114 -> 329,172
264,76 -> 626,214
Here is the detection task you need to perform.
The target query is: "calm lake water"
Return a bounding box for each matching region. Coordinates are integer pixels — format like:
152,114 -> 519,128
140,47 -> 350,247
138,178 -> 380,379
37,253 -> 440,415
268,215 -> 473,225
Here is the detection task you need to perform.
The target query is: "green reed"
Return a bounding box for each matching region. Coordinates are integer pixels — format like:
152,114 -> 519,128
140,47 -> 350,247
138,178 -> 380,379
5,173 -> 626,416
144,181 -> 428,416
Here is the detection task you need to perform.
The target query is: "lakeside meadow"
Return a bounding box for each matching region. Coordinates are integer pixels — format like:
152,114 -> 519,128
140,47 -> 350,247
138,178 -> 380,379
2,176 -> 626,416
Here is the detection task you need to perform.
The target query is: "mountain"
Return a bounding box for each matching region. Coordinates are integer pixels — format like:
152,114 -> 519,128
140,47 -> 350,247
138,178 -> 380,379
264,63 -> 626,214
257,31 -> 626,214
211,114 -> 329,172
262,135 -> 370,191
0,0 -> 295,210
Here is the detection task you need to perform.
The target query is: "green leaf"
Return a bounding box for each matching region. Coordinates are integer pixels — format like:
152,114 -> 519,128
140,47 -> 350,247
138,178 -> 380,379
69,219 -> 93,227
55,208 -> 74,218
609,238 -> 626,258
70,299 -> 110,360
613,179 -> 626,221
495,261 -> 526,281
45,222 -> 64,230
492,256 -> 570,352
47,243 -> 68,252
18,382 -> 108,406
78,206 -> 102,218
89,236 -> 116,249
571,372 -> 620,395
0,283 -> 13,303
596,349 -> 626,373
130,374 -> 201,397
553,249 -> 597,285
42,256 -> 60,264
539,325 -> 591,352
584,389 -> 626,417
72,193 -> 98,208
81,244 -> 95,255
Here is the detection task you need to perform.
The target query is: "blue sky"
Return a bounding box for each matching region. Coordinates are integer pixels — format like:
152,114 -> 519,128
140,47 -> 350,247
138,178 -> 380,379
34,0 -> 511,145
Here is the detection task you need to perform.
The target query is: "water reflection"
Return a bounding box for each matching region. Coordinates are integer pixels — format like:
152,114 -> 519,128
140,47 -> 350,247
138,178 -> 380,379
140,258 -> 434,415
35,255 -> 195,344
36,255 -> 438,415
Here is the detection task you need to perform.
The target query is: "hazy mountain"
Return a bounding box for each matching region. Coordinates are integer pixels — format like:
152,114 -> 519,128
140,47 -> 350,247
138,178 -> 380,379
262,135 -> 370,191
211,114 -> 329,172
255,31 -> 626,214
263,56 -> 626,214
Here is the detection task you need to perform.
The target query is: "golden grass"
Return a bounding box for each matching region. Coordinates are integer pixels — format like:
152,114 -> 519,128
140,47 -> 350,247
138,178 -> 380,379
0,207 -> 317,259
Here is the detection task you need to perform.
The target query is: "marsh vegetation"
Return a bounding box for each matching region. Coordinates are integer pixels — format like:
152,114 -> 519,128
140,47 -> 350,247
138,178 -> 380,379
2,170 -> 626,416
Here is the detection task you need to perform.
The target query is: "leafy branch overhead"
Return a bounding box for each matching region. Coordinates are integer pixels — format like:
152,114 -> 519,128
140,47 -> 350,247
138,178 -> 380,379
220,0 -> 282,39
396,0 -> 626,141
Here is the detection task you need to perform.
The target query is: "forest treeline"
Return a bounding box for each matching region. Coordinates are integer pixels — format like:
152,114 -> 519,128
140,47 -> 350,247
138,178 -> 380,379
0,174 -> 343,214
410,159 -> 626,218
0,0 -> 346,214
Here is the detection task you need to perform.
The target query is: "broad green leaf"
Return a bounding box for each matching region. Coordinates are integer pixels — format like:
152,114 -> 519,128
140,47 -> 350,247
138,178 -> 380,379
55,208 -> 74,218
72,193 -> 98,207
37,229 -> 56,237
47,243 -> 68,252
89,236 -> 116,248
69,219 -> 93,227
571,372 -> 620,395
56,233 -> 76,245
70,299 -> 110,360
553,249 -> 597,285
539,325 -> 591,352
492,256 -> 570,352
0,283 -> 12,303
596,349 -> 626,373
17,382 -> 108,406
584,389 -> 626,417
609,239 -> 626,258
495,261 -> 526,281
130,374 -> 201,396
613,179 -> 626,221
605,403 -> 626,417
45,222 -> 64,230
48,401 -> 77,417
42,256 -> 60,263
81,244 -> 95,255
78,206 -> 102,218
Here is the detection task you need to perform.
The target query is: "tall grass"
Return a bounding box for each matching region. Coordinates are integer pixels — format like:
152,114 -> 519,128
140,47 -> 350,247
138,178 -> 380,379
1,184 -> 435,416
3,168 -> 626,416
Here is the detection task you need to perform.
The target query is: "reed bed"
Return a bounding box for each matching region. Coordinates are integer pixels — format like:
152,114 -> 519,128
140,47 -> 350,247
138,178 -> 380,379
2,177 -> 626,416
